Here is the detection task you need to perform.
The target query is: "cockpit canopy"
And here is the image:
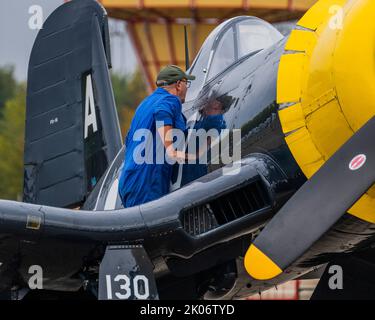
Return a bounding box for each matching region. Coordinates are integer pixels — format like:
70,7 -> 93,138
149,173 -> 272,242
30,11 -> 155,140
186,16 -> 283,102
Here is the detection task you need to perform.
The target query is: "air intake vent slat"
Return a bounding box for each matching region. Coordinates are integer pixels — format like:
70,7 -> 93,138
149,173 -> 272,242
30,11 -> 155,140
256,181 -> 268,206
221,197 -> 232,222
250,186 -> 262,208
234,193 -> 245,216
227,199 -> 237,220
181,178 -> 271,236
242,189 -> 255,212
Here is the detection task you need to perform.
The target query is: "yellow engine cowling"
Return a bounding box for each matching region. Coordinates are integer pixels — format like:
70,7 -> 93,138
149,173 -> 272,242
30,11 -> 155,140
277,0 -> 375,223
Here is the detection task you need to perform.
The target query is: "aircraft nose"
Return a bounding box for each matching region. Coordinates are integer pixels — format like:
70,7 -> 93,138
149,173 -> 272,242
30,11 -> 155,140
277,0 -> 375,223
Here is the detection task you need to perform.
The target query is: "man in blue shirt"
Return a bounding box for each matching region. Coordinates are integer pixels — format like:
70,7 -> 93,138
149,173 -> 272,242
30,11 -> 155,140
118,65 -> 195,208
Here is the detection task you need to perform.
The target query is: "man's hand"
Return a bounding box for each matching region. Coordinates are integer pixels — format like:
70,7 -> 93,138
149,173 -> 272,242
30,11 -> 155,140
157,125 -> 194,164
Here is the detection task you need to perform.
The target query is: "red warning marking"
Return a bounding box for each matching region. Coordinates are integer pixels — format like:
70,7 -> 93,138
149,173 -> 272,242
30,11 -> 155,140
349,154 -> 366,171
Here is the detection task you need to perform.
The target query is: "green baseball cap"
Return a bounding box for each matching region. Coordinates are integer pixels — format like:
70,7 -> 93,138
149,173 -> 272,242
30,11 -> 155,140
156,65 -> 196,87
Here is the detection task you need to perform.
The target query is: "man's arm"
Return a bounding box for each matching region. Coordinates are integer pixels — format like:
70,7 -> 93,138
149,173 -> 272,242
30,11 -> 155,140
157,125 -> 195,163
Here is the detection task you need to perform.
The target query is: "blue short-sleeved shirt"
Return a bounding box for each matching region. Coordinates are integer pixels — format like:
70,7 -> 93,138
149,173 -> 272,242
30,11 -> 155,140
118,88 -> 186,208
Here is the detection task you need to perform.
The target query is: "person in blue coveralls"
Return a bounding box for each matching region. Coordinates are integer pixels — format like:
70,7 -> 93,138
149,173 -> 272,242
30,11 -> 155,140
118,65 -> 195,208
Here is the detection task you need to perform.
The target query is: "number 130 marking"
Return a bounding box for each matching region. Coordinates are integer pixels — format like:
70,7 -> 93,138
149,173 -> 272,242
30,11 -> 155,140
105,274 -> 150,300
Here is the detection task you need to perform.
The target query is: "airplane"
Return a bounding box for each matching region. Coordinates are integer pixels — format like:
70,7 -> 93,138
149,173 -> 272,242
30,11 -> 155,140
0,0 -> 374,300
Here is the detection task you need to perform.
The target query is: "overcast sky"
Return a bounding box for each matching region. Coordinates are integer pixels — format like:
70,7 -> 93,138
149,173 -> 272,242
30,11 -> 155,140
0,0 -> 137,81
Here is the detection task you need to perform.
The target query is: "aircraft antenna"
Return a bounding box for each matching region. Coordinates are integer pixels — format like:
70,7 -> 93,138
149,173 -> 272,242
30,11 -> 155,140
184,25 -> 190,71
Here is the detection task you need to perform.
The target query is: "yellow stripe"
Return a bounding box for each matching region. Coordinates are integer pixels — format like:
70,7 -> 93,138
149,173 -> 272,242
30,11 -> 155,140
244,245 -> 283,280
284,28 -> 317,53
278,103 -> 305,134
277,53 -> 305,104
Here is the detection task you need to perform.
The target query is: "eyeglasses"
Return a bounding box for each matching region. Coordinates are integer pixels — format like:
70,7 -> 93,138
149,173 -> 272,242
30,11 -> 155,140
180,79 -> 191,88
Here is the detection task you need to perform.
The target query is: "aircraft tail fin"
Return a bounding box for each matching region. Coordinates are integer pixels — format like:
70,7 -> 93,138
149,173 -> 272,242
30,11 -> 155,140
24,0 -> 122,208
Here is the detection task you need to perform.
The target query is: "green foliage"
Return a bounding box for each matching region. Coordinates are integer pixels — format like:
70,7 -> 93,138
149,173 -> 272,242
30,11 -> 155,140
126,70 -> 148,107
111,69 -> 147,137
0,65 -> 17,114
111,72 -> 129,110
0,84 -> 26,200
